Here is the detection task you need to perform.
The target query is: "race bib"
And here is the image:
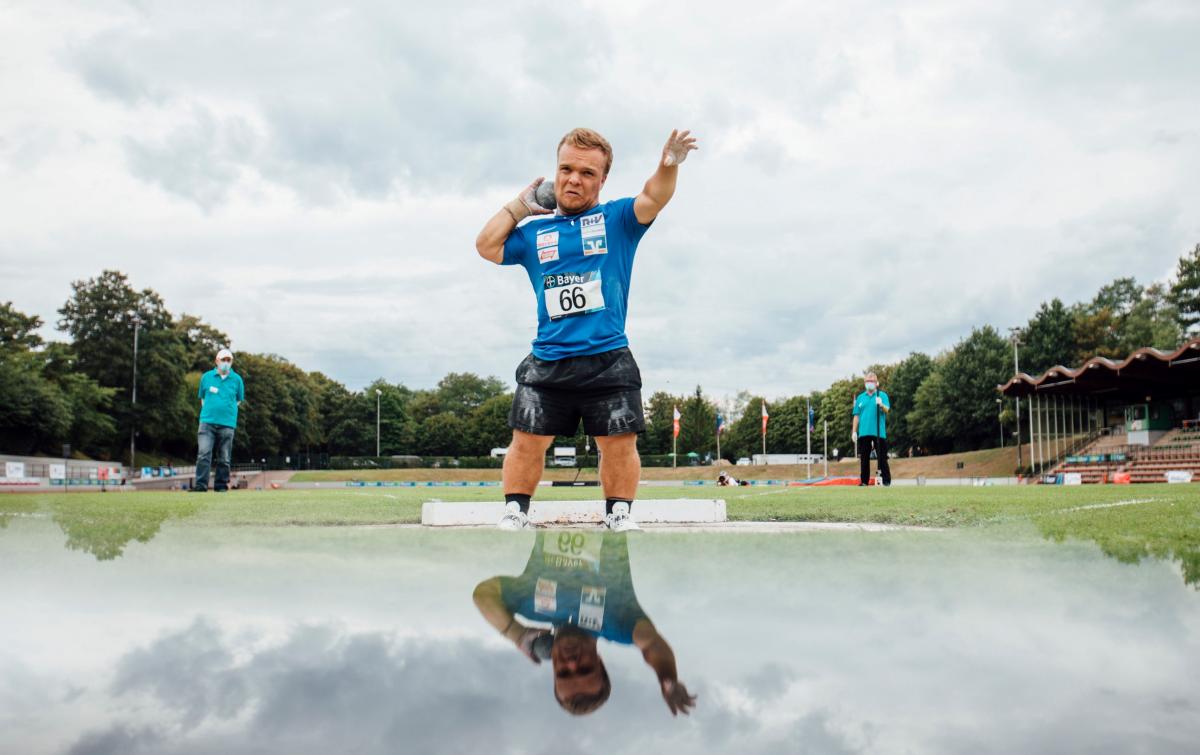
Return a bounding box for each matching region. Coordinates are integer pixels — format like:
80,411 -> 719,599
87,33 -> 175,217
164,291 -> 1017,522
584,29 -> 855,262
544,272 -> 605,321
544,531 -> 604,573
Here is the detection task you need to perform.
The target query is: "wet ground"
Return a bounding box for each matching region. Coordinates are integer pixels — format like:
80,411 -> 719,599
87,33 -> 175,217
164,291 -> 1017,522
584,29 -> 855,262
2,518 -> 1198,754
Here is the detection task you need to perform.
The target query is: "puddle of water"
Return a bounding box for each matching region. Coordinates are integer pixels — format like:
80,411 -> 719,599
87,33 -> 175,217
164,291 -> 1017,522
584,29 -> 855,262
0,520 -> 1197,754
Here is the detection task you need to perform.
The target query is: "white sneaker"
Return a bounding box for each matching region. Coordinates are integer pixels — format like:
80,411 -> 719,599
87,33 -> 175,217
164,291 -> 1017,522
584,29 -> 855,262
497,501 -> 531,530
605,501 -> 641,532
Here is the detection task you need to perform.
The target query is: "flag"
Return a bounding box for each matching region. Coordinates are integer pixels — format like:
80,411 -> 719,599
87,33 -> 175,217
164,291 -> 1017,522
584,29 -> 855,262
761,400 -> 769,435
673,406 -> 681,438
808,406 -> 816,433
716,412 -> 726,435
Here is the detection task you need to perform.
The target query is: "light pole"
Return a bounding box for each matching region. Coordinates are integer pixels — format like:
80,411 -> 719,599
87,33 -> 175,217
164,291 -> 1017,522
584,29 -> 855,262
996,397 -> 1004,448
129,312 -> 142,470
375,388 -> 382,457
1008,327 -> 1022,468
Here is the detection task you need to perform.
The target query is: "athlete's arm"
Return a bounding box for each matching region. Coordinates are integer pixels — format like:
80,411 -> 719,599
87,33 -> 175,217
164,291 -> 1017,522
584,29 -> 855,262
633,129 -> 699,225
472,577 -> 549,662
633,618 -> 697,715
475,178 -> 551,264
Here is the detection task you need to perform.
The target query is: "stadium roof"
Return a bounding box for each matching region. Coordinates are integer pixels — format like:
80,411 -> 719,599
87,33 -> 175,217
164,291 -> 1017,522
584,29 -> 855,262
998,336 -> 1200,400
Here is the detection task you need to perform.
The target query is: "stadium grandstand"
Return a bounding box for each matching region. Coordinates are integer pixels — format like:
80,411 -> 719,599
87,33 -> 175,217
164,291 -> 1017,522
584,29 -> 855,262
999,336 -> 1200,484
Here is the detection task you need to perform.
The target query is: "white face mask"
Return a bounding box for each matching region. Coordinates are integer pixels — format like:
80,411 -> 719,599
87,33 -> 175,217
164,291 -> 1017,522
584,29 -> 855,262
217,361 -> 231,375
865,382 -> 876,393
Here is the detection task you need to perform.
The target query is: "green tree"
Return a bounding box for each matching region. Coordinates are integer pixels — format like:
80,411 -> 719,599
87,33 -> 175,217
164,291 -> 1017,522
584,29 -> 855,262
0,349 -> 70,454
678,386 -> 717,458
416,412 -> 467,456
175,314 -> 231,372
42,343 -> 118,454
909,365 -> 954,453
1021,299 -> 1076,375
722,394 -> 765,461
910,327 -> 1010,452
1120,283 -> 1182,353
886,352 -> 934,454
468,393 -> 514,455
819,377 -> 860,459
0,302 -> 44,351
641,391 -> 679,455
435,373 -> 506,416
1168,243 -> 1200,334
0,305 -> 115,457
56,270 -> 190,460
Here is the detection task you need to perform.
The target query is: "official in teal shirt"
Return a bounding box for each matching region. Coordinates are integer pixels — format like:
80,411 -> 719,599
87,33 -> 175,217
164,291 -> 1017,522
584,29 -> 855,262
193,348 -> 244,492
851,371 -> 891,486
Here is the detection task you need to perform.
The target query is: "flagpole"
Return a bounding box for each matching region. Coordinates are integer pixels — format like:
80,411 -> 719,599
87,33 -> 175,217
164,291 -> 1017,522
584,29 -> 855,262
761,399 -> 767,457
806,397 -> 812,481
672,405 -> 679,469
823,420 -> 829,477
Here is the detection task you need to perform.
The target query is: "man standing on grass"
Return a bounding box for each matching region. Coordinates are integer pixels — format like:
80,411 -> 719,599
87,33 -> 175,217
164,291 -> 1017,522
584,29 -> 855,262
193,348 -> 243,493
851,371 -> 891,486
476,127 -> 698,531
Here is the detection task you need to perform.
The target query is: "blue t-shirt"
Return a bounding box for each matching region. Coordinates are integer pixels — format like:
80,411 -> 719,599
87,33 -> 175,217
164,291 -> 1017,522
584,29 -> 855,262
501,531 -> 647,645
198,369 -> 244,428
853,390 -> 890,439
502,197 -> 651,361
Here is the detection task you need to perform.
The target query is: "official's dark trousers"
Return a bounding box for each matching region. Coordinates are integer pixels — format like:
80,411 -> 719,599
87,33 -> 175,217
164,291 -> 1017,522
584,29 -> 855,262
857,435 -> 891,486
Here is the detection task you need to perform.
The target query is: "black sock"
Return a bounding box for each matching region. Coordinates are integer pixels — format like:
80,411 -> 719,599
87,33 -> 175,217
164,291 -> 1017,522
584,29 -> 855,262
606,498 -> 632,515
505,493 -> 531,514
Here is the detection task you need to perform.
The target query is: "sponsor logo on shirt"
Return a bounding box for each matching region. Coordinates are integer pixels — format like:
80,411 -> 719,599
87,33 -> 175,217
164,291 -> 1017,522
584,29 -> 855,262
539,246 -> 559,263
536,230 -> 559,249
580,213 -> 607,255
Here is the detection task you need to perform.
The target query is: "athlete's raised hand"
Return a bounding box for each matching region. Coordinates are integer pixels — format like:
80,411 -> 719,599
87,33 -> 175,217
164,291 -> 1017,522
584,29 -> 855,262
516,177 -> 554,217
660,678 -> 698,716
514,627 -> 551,664
661,129 -> 698,167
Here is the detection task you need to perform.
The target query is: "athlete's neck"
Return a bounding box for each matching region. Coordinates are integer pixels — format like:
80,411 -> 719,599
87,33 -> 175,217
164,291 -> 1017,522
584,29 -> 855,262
557,200 -> 601,218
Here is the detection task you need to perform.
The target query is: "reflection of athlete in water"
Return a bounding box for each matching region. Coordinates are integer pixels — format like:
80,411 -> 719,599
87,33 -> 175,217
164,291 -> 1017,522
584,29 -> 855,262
473,531 -> 697,716
475,127 -> 698,532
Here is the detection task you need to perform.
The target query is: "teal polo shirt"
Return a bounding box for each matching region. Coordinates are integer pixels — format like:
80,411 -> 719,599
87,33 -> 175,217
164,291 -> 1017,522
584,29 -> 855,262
853,390 -> 890,439
198,369 -> 244,428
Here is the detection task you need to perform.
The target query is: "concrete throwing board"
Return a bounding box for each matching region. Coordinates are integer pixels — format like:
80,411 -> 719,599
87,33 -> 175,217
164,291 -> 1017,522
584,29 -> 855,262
421,499 -> 726,527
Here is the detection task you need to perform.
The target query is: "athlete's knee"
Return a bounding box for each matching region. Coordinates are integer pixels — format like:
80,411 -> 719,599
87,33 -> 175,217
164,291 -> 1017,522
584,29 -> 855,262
596,433 -> 639,457
509,430 -> 554,457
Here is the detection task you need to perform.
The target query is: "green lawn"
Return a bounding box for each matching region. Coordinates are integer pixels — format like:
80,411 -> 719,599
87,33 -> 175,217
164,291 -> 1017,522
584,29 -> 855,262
4,484 -> 1198,578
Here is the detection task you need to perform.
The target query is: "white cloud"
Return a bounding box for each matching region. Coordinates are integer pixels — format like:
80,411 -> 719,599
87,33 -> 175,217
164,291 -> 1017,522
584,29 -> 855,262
2,0 -> 1198,398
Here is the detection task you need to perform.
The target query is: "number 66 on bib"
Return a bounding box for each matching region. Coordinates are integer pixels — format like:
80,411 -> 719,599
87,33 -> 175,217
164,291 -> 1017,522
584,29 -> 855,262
543,271 -> 607,321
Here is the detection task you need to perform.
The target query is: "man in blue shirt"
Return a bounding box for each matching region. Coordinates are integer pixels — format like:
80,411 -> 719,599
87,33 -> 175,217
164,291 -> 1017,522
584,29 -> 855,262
473,531 -> 697,717
193,348 -> 244,492
476,127 -> 698,531
851,371 -> 891,486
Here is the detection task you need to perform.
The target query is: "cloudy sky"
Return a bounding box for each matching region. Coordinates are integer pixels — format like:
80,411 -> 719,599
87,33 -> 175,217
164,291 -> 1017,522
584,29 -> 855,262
2,0 -> 1198,398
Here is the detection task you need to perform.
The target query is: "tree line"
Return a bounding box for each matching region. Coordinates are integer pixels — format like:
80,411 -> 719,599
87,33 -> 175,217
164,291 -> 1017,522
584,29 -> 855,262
1,245 -> 1197,463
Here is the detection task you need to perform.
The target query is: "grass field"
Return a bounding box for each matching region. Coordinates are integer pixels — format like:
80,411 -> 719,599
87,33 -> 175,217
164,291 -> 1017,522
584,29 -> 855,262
3,484 -> 1197,583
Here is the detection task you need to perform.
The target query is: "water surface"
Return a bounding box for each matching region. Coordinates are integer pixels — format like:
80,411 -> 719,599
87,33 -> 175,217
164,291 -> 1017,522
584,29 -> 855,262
1,518 -> 1197,754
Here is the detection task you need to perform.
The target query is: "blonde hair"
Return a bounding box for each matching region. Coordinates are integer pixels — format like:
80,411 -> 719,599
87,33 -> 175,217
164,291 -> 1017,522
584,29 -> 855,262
557,128 -> 613,176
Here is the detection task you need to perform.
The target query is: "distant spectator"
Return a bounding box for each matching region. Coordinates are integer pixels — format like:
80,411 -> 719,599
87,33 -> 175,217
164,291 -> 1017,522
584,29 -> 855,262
851,371 -> 891,486
193,348 -> 244,493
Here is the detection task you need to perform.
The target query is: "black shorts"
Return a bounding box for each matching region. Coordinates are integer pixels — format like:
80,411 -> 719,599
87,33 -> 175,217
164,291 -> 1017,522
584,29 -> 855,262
508,347 -> 645,437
